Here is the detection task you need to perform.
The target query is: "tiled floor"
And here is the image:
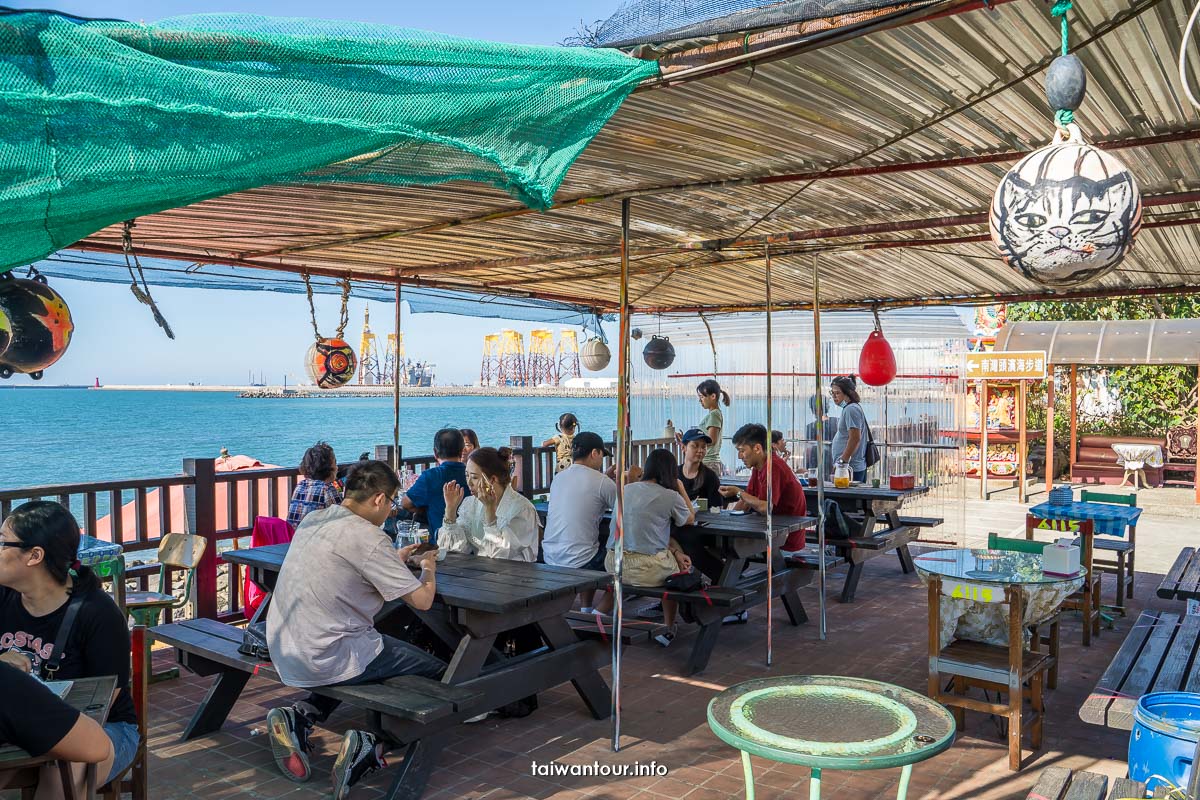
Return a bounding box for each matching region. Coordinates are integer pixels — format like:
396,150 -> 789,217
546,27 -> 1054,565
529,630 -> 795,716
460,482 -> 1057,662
131,547 -> 1166,800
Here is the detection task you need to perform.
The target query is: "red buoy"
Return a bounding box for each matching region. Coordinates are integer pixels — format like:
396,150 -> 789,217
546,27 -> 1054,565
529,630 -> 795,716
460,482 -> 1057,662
858,328 -> 896,386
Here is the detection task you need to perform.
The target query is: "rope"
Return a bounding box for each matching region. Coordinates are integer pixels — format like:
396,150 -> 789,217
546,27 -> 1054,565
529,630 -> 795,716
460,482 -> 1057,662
1181,0 -> 1200,109
334,277 -> 352,340
1051,0 -> 1073,55
121,220 -> 174,339
302,271 -> 321,343
1055,108 -> 1075,126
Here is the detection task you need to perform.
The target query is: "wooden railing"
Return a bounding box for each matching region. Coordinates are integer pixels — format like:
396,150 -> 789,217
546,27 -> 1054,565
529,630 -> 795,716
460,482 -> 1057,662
0,435 -> 680,623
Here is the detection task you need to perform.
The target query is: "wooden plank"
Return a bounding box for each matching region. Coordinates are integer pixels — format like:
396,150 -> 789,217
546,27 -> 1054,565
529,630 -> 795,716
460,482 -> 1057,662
1152,613 -> 1200,693
1081,611 -> 1164,726
1108,777 -> 1147,800
1123,612 -> 1181,705
1026,767 -> 1072,800
1159,548 -> 1193,598
1181,550 -> 1200,599
1062,771 -> 1108,800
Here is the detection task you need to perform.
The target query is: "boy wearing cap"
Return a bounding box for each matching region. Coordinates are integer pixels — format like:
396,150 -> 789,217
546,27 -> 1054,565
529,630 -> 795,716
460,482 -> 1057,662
542,431 -> 616,612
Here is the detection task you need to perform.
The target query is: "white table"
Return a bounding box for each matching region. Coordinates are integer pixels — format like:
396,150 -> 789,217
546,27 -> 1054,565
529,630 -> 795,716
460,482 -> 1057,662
1111,443 -> 1163,489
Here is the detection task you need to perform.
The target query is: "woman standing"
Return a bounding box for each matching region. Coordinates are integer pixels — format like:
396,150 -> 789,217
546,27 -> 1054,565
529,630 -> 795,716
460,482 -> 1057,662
599,449 -> 694,647
830,376 -> 870,483
0,501 -> 139,791
695,379 -> 730,475
440,447 -> 539,562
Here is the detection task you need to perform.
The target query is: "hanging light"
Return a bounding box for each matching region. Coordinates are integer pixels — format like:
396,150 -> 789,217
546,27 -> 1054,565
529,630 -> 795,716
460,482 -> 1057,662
0,269 -> 74,380
858,308 -> 896,386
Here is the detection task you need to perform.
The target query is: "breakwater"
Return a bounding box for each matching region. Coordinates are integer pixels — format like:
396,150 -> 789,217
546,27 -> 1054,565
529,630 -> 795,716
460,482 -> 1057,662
238,385 -> 616,399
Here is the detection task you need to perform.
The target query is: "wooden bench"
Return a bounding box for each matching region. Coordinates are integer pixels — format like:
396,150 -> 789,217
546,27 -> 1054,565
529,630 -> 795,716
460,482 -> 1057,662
899,515 -> 945,529
1080,610 -> 1200,731
151,617 -> 484,741
564,611 -> 663,644
1026,766 -> 1147,800
823,521 -> 921,602
1158,547 -> 1200,603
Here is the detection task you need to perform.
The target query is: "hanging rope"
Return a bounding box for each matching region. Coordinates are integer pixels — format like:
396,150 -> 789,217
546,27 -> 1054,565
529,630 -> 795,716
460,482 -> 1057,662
302,272 -> 353,342
121,220 -> 174,339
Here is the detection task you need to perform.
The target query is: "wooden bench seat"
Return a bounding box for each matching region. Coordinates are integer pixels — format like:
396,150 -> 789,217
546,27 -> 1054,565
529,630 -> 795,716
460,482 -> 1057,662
899,516 -> 944,528
624,583 -> 752,608
151,618 -> 484,733
1026,765 -> 1146,800
564,611 -> 661,644
1080,610 -> 1200,730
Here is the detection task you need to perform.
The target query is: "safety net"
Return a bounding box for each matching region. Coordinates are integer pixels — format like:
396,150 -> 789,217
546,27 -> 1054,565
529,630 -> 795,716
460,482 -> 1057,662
0,9 -> 660,274
592,0 -> 937,47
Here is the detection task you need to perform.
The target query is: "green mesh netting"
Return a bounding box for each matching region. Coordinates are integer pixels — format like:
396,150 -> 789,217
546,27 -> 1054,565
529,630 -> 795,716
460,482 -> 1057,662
0,10 -> 660,274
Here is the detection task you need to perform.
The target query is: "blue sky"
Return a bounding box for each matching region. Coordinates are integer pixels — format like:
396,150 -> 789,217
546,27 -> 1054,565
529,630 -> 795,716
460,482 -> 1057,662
6,0 -> 621,386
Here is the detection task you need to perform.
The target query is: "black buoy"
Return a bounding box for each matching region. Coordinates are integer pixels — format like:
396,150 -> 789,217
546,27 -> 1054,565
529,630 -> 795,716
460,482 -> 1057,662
642,335 -> 675,370
1046,54 -> 1087,112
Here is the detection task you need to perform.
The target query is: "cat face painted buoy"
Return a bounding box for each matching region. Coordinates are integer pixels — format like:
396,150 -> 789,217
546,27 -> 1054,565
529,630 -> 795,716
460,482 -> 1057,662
0,273 -> 74,380
990,124 -> 1141,288
305,338 -> 357,389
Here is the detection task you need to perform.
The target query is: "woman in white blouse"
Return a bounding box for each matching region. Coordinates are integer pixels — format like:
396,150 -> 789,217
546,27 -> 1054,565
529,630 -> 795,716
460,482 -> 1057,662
440,447 -> 539,562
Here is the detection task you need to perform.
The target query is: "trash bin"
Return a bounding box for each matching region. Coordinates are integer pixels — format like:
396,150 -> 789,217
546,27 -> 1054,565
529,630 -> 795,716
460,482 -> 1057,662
1129,692 -> 1200,793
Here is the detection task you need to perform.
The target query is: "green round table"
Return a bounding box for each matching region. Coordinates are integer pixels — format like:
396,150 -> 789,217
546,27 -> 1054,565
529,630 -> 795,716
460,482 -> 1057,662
707,675 -> 955,800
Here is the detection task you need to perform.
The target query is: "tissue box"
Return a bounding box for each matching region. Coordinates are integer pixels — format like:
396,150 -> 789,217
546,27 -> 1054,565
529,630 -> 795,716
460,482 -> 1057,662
890,474 -> 915,490
1042,542 -> 1081,577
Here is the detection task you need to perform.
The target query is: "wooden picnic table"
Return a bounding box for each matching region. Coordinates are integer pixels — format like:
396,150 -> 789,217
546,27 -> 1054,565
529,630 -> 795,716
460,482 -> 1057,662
0,675 -> 117,800
223,545 -> 612,796
1080,610 -> 1200,731
1158,547 -> 1200,602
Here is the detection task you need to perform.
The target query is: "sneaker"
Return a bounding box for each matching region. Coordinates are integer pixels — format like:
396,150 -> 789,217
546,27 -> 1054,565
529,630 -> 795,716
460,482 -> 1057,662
266,706 -> 313,783
722,611 -> 749,625
331,730 -> 387,800
654,626 -> 677,648
636,602 -> 665,621
464,712 -> 490,723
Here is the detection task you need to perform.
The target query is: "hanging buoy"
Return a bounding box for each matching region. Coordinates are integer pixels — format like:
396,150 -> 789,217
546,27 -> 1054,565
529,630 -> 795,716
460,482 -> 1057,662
580,337 -> 611,371
990,124 -> 1141,287
0,272 -> 74,380
642,334 -> 675,370
305,338 -> 358,388
858,312 -> 896,386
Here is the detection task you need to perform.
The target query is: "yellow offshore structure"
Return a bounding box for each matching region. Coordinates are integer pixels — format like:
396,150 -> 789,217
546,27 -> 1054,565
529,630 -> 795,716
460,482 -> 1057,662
496,329 -> 526,386
479,333 -> 500,386
556,330 -> 581,383
382,331 -> 403,385
526,329 -> 555,386
357,307 -> 380,385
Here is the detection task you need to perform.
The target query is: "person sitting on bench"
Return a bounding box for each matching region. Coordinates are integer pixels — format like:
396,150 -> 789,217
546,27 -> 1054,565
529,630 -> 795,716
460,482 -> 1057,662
439,447 -> 539,563
597,449 -> 695,647
719,423 -> 808,559
0,663 -> 115,800
674,428 -> 725,586
265,460 -> 444,800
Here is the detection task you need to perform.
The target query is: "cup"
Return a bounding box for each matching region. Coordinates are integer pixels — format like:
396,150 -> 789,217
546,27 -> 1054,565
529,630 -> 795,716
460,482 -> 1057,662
697,498 -> 709,512
871,478 -> 881,488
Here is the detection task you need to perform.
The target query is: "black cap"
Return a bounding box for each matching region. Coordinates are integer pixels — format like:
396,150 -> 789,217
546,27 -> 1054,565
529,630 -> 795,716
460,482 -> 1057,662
681,427 -> 713,445
571,431 -> 611,458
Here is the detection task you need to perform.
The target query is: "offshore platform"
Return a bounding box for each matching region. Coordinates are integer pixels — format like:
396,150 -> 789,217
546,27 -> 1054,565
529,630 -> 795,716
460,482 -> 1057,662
356,308 -> 434,387
479,329 -> 580,387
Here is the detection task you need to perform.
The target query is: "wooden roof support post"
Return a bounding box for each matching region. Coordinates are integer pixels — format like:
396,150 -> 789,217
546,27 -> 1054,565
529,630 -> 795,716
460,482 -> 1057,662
611,198 -> 631,751
764,244 -> 774,666
812,254 -> 827,641
1069,365 -> 1078,478
1195,365 -> 1199,505
1045,370 -> 1055,494
1018,380 -> 1027,504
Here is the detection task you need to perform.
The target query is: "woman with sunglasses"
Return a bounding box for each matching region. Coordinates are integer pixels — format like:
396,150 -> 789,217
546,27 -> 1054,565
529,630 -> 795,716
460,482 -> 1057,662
0,501 -> 139,791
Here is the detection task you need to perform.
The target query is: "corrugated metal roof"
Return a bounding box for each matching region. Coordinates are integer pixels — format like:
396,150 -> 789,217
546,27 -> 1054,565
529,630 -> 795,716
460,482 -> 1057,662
71,0 -> 1200,312
994,319 -> 1200,364
633,307 -> 970,343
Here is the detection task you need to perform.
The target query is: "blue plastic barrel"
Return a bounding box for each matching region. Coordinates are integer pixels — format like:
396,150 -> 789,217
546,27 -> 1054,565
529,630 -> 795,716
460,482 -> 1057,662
1129,692 -> 1200,793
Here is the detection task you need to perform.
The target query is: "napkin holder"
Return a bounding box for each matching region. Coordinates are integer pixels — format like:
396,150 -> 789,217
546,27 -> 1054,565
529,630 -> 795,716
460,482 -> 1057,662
1042,540 -> 1081,577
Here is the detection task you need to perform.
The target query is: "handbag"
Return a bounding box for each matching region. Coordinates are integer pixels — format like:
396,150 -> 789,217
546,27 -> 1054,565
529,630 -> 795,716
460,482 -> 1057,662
238,620 -> 271,661
664,569 -> 703,592
860,406 -> 881,469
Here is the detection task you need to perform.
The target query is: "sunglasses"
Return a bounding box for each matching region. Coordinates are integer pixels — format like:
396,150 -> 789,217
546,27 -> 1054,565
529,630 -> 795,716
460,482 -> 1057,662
0,542 -> 27,549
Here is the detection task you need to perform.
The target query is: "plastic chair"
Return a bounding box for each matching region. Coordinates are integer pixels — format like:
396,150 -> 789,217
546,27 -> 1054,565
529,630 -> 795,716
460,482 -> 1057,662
1080,489 -> 1137,609
124,533 -> 207,681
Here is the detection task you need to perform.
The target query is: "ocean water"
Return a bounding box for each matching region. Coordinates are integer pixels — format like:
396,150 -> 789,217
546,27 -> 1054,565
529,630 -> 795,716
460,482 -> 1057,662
0,389 -> 615,491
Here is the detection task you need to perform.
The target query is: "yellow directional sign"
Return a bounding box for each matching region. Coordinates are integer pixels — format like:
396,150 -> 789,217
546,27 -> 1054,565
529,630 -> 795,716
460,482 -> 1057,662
964,350 -> 1047,380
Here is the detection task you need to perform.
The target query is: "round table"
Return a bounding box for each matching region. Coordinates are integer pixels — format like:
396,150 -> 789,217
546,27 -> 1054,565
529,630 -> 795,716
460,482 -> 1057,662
1111,442 -> 1163,489
707,675 -> 955,800
913,549 -> 1084,648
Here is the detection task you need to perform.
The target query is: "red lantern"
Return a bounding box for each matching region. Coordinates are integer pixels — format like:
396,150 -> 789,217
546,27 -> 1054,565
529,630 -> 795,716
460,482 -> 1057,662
858,314 -> 896,387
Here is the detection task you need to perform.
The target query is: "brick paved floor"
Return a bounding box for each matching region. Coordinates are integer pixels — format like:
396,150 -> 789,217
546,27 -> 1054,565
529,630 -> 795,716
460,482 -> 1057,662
123,547 -> 1174,800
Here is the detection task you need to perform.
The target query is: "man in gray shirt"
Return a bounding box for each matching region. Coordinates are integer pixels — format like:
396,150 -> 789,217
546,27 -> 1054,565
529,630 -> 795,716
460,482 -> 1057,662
265,461 -> 443,799
830,376 -> 870,482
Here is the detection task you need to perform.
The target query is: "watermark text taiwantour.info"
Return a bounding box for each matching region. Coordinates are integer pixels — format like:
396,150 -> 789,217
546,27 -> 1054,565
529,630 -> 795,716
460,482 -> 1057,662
531,760 -> 668,778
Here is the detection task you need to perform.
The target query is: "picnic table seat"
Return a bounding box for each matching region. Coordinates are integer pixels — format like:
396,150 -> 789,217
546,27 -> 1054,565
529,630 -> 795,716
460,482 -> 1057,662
1080,610 -> 1200,731
1026,765 -> 1147,800
564,610 -> 663,644
820,517 -> 920,602
899,515 -> 945,528
151,617 -> 485,739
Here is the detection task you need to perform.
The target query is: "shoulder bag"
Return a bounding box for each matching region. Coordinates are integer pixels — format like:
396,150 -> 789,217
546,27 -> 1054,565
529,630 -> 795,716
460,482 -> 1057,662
41,594 -> 85,680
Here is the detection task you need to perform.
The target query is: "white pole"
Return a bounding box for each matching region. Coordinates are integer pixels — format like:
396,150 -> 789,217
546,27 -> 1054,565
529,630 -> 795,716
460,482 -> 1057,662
813,255 -> 827,640
765,245 -> 774,666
